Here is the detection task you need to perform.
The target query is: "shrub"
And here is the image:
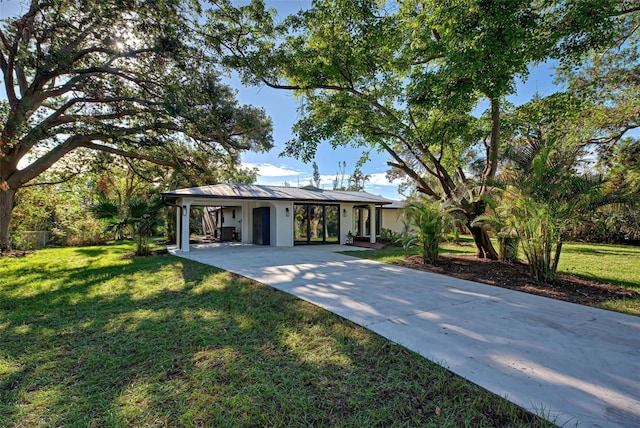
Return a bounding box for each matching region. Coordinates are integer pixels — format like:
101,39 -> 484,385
403,199 -> 446,265
52,210 -> 107,247
9,185 -> 108,249
379,228 -> 402,246
510,197 -> 561,282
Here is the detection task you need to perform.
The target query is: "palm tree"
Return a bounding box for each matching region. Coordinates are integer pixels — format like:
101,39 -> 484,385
91,195 -> 163,255
498,135 -> 604,281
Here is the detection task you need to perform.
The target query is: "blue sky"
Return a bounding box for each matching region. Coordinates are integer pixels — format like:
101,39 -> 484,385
1,0 -> 560,199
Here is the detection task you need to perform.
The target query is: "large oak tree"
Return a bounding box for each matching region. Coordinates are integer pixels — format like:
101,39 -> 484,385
0,0 -> 273,250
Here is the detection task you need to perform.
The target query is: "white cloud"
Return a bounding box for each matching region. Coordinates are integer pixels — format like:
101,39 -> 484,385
243,162 -> 303,177
366,172 -> 403,186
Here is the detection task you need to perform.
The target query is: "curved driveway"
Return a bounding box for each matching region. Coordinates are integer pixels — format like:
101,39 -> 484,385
172,243 -> 640,428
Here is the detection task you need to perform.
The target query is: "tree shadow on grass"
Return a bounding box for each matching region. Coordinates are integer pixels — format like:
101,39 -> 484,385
72,246 -> 118,257
0,253 -> 550,427
562,244 -> 640,258
560,245 -> 640,289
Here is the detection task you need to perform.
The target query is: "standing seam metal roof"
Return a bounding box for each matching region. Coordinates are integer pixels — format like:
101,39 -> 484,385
161,184 -> 394,204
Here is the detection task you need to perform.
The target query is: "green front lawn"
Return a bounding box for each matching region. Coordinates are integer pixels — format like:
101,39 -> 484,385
0,243 -> 552,427
346,237 -> 478,265
557,243 -> 640,314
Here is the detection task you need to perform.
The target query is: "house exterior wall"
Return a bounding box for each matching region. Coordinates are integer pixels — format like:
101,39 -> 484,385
236,200 -> 292,246
219,207 -> 242,232
340,203 -> 355,245
272,201 -> 294,246
172,196 -> 394,251
381,208 -> 406,234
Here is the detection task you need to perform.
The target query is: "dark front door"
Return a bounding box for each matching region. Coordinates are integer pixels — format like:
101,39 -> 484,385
252,207 -> 270,245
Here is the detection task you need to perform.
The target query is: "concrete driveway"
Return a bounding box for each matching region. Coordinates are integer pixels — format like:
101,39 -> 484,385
172,243 -> 640,428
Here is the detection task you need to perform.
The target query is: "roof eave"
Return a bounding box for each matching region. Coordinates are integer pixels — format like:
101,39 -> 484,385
160,192 -> 392,205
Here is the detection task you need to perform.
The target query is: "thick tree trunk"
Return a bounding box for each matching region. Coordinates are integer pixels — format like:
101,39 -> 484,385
0,186 -> 16,251
468,224 -> 499,260
464,199 -> 499,260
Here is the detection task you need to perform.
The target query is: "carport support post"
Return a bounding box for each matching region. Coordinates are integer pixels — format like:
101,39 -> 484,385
369,204 -> 376,243
180,202 -> 191,252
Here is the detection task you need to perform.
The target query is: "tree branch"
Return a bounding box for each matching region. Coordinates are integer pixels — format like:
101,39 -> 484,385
78,142 -> 175,167
387,160 -> 439,197
7,134 -> 86,188
0,26 -> 19,106
618,6 -> 640,15
21,170 -> 85,188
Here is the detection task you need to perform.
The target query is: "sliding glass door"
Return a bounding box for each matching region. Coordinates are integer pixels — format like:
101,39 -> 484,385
294,204 -> 340,244
294,204 -> 308,242
325,205 -> 339,243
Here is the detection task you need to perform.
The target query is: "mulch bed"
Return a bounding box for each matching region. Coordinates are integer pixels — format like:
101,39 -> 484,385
397,254 -> 640,306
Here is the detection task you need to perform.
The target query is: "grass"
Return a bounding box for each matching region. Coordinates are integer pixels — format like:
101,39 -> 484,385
557,242 -> 640,314
557,242 -> 640,289
344,237 -> 477,265
0,242 -> 553,427
343,238 -> 640,316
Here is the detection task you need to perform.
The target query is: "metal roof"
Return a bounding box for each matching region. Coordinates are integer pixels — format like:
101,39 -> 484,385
382,200 -> 408,209
162,184 -> 394,205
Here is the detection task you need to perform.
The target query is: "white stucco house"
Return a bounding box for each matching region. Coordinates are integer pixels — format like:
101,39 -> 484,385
162,184 -> 407,252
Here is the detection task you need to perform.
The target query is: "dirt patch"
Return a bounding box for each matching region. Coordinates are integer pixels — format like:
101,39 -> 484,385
397,254 -> 640,306
0,249 -> 33,258
351,241 -> 387,249
119,248 -> 169,259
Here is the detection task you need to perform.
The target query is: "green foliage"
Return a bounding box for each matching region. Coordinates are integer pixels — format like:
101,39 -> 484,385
9,182 -> 107,249
567,205 -> 640,244
602,138 -> 640,199
0,0 -> 273,249
403,199 -> 446,265
51,212 -> 106,247
91,196 -> 125,239
207,0 -> 639,261
512,197 -> 563,282
379,228 -> 402,246
9,186 -> 57,237
91,195 -> 164,256
549,1 -> 640,66
346,230 -> 354,245
132,197 -> 165,256
208,0 -> 584,260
